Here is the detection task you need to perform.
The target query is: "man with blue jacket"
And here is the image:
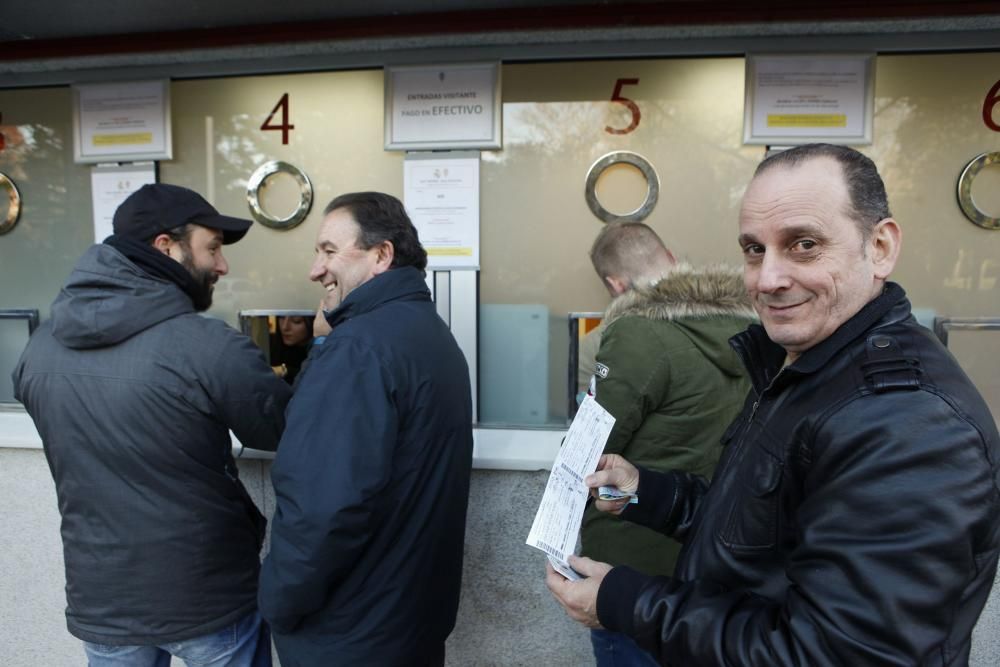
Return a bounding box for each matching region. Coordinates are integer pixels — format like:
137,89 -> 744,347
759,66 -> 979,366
259,191 -> 474,666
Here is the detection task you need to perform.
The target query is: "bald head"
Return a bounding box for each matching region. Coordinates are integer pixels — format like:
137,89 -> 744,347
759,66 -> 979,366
589,222 -> 676,296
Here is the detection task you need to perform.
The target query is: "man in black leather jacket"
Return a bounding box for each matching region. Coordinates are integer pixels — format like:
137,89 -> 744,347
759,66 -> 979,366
547,144 -> 1000,666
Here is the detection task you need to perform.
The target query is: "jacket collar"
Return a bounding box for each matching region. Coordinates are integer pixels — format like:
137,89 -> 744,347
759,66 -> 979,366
325,266 -> 430,329
730,282 -> 909,393
602,263 -> 756,328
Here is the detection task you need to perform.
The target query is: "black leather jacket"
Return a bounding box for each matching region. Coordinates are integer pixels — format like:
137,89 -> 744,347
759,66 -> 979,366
597,283 -> 1000,666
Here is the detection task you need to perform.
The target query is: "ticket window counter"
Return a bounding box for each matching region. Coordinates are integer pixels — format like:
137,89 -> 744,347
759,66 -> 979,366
239,309 -> 316,387
4,53 -> 998,472
236,273 -> 573,470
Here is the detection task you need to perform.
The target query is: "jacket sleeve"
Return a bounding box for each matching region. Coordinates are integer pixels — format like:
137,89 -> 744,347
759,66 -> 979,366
258,336 -> 397,633
618,466 -> 709,543
594,318 -> 672,456
206,325 -> 293,452
598,390 -> 1000,665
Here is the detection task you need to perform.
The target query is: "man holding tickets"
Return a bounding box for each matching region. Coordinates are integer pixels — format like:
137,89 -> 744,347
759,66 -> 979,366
546,144 -> 1000,665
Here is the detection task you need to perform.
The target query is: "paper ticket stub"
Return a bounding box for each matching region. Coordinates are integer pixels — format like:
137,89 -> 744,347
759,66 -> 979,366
598,485 -> 638,503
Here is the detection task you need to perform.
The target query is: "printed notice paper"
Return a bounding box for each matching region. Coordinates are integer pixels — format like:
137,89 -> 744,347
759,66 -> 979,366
403,155 -> 480,269
526,395 -> 615,579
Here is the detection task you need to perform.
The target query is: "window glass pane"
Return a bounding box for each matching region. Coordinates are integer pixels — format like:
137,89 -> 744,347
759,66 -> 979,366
941,327 -> 1000,425
0,87 -> 94,322
478,58 -> 755,427
0,316 -> 34,404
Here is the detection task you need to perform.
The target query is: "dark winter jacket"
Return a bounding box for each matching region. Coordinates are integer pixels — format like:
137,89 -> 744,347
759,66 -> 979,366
13,243 -> 292,645
258,266 -> 473,667
581,264 -> 755,576
597,283 -> 1000,666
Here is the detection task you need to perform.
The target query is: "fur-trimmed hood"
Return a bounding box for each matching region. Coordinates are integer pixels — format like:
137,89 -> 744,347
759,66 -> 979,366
603,263 -> 755,328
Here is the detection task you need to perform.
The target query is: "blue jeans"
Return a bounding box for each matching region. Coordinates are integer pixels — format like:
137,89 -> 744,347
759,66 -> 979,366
591,628 -> 659,667
84,610 -> 271,667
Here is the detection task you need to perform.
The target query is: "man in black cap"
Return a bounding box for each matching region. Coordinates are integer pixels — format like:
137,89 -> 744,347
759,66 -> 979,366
13,183 -> 293,666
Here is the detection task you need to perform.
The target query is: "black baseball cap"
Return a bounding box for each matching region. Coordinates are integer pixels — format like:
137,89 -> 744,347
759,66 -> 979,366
113,183 -> 253,245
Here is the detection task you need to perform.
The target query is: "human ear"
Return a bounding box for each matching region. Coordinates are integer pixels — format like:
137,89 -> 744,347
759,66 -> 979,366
374,240 -> 395,273
870,218 -> 902,280
151,234 -> 174,258
604,276 -> 628,297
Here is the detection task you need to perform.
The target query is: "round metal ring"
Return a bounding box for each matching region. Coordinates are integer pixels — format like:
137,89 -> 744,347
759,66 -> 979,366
0,171 -> 22,235
957,152 -> 1000,231
246,160 -> 313,230
584,151 -> 659,224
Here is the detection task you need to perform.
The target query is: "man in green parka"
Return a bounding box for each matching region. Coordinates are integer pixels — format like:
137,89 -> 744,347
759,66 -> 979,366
580,222 -> 756,667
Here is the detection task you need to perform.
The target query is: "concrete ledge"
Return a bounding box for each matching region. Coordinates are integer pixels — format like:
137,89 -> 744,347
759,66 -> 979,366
0,407 -> 565,471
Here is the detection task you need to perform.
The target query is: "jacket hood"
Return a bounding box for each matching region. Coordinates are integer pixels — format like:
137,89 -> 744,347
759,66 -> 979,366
50,244 -> 194,349
603,263 -> 756,378
603,263 -> 755,325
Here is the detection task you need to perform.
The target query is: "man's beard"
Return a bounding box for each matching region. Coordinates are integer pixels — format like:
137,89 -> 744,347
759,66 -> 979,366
179,248 -> 218,312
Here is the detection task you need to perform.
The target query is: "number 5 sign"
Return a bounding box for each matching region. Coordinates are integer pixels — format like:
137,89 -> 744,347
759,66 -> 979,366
606,78 -> 641,135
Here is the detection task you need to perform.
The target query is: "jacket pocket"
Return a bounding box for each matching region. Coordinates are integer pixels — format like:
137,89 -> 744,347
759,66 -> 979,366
719,448 -> 782,552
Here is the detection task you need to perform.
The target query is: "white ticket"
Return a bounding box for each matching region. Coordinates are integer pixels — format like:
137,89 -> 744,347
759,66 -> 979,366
526,395 -> 615,574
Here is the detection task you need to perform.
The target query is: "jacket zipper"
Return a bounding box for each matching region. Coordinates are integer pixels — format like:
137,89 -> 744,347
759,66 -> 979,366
680,369 -> 784,556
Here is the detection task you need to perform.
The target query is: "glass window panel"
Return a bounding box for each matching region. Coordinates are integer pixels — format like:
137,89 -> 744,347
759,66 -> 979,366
478,58 -> 756,426
939,326 -> 1000,426
0,313 -> 37,404
0,87 -> 94,322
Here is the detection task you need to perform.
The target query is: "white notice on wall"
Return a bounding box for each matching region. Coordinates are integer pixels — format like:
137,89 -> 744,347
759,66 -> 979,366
90,164 -> 156,242
386,63 -> 499,150
73,80 -> 172,162
403,154 -> 480,270
745,54 -> 874,144
526,395 -> 616,579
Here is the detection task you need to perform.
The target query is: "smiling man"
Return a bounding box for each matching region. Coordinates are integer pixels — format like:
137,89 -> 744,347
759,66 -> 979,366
546,144 -> 1000,665
259,191 -> 473,666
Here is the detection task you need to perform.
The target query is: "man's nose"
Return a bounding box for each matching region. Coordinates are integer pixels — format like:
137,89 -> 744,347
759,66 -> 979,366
755,252 -> 791,293
216,253 -> 229,276
308,256 -> 325,282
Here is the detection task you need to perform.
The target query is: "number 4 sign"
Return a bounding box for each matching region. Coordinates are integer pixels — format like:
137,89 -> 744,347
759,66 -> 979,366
261,93 -> 294,144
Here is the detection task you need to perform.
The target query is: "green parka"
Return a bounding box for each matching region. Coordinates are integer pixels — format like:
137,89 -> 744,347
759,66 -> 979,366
580,264 -> 756,576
